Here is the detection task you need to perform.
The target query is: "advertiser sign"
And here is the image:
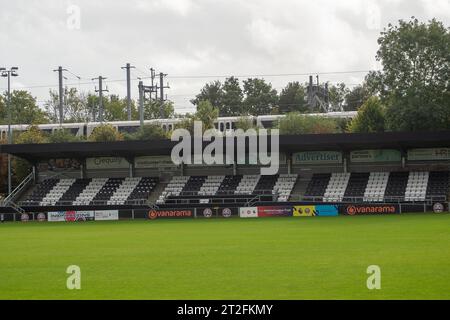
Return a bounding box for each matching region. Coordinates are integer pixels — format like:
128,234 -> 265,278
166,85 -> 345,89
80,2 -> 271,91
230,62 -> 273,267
407,148 -> 450,161
135,156 -> 175,168
148,209 -> 193,220
48,211 -> 94,222
86,157 -> 129,170
239,207 -> 258,218
48,211 -> 66,222
293,151 -> 342,164
350,149 -> 401,163
257,206 -> 292,217
95,210 -> 119,221
293,205 -> 339,217
342,204 -> 399,215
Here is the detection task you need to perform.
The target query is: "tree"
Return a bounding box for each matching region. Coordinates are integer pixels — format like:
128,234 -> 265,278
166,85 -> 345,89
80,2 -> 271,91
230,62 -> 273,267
235,116 -> 257,131
243,78 -> 278,115
278,112 -> 339,135
344,85 -> 371,111
191,80 -> 223,110
221,77 -> 244,116
125,124 -> 167,140
104,95 -> 128,121
14,126 -> 48,183
144,100 -> 175,119
278,82 -> 308,113
374,18 -> 450,131
48,129 -> 83,143
328,83 -> 349,111
348,96 -> 386,133
194,100 -> 219,131
88,124 -> 123,142
1,90 -> 49,125
45,87 -> 90,123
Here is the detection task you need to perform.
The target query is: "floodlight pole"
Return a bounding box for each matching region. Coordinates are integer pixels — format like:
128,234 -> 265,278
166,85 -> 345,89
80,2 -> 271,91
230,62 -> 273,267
1,67 -> 19,195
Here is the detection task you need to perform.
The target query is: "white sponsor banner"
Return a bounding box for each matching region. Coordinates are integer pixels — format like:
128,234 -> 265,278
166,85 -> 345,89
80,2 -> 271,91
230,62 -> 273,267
48,211 -> 66,222
407,148 -> 450,161
95,210 -> 119,221
239,207 -> 258,218
135,156 -> 175,168
76,211 -> 95,221
86,157 -> 129,170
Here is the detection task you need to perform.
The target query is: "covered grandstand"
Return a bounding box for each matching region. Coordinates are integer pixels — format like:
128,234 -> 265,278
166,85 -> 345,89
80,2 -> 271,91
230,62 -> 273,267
0,130 -> 449,220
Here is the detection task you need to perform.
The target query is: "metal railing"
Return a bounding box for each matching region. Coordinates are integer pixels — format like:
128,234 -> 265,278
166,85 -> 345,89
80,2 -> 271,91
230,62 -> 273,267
1,172 -> 34,207
297,195 -> 447,204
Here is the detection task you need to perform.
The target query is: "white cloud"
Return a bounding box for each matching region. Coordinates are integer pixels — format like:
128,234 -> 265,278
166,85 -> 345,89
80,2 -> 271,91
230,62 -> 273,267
0,0 -> 447,113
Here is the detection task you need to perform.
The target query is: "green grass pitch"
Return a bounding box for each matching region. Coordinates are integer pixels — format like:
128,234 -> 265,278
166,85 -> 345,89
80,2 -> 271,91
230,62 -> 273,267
0,213 -> 449,300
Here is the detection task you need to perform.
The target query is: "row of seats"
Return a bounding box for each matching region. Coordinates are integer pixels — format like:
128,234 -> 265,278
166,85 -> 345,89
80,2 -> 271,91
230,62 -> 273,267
22,177 -> 159,206
157,174 -> 298,204
305,171 -> 449,202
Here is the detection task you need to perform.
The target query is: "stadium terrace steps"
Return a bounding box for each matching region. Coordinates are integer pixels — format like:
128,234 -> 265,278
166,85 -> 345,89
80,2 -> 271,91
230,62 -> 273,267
156,174 -> 297,204
21,177 -> 160,207
343,172 -> 370,201
323,173 -> 351,202
426,171 -> 450,199
40,179 -> 76,206
273,174 -> 298,202
363,172 -> 389,202
384,172 -> 409,202
304,173 -> 332,199
57,178 -> 92,205
404,172 -> 429,201
19,171 -> 450,207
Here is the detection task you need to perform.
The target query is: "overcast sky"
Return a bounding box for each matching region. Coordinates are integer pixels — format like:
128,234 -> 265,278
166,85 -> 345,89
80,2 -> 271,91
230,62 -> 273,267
0,0 -> 449,114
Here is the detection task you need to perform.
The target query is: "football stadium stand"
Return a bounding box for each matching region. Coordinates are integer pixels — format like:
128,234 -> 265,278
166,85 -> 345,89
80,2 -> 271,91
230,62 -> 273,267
0,130 -> 448,219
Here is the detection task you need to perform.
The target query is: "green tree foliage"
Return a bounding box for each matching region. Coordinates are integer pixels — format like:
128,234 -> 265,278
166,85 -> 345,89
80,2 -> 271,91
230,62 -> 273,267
348,97 -> 386,133
144,100 -> 175,119
125,124 -> 168,140
278,112 -> 339,135
222,77 -> 244,116
194,100 -> 219,131
278,82 -> 308,113
328,83 -> 349,111
243,78 -> 278,115
45,88 -> 91,123
173,117 -> 195,134
48,129 -> 83,143
235,116 -> 257,131
0,90 -> 49,125
88,124 -> 123,142
373,18 -> 450,131
191,81 -> 223,110
14,126 -> 48,183
344,85 -> 371,111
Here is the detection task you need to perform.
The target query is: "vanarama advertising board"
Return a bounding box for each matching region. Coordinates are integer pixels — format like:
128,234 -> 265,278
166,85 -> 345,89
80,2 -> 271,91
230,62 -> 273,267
148,209 -> 193,220
293,151 -> 342,164
342,204 -> 399,215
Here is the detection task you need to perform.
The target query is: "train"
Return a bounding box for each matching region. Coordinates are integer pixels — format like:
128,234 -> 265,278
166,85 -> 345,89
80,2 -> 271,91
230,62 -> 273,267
0,111 -> 357,140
